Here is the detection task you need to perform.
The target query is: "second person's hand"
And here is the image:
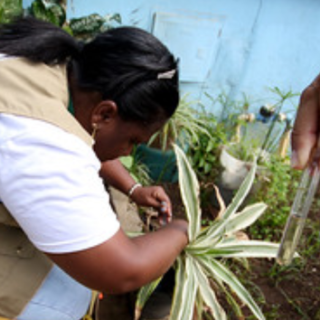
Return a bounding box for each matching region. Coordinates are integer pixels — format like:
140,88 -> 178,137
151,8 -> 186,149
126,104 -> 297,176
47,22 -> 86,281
291,73 -> 320,169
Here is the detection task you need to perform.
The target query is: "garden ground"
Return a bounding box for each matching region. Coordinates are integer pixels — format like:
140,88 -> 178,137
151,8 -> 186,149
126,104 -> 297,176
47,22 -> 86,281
165,182 -> 320,320
99,182 -> 320,320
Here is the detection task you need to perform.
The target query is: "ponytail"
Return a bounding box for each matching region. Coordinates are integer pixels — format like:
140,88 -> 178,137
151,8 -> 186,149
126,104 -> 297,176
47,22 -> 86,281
0,17 -> 180,125
0,17 -> 81,65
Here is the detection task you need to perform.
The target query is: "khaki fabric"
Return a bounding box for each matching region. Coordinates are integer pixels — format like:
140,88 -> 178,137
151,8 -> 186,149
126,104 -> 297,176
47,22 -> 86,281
0,58 -> 92,146
0,58 -> 92,319
0,204 -> 18,227
0,225 -> 53,318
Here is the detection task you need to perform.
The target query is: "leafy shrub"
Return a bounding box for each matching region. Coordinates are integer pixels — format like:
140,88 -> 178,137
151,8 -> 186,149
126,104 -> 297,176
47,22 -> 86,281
135,145 -> 285,320
248,155 -> 301,241
0,0 -> 121,41
188,111 -> 227,183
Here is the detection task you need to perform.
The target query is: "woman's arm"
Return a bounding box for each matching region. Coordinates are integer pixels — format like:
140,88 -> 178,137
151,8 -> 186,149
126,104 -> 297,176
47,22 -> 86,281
46,219 -> 188,293
100,159 -> 172,219
100,159 -> 136,194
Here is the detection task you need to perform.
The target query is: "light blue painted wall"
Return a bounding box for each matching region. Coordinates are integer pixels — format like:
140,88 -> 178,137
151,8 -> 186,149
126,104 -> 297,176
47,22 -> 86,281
23,0 -> 320,117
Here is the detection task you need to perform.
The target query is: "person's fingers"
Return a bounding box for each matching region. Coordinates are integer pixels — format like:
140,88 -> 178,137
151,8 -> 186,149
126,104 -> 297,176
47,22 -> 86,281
133,186 -> 172,223
153,188 -> 171,207
160,201 -> 172,222
152,189 -> 172,223
291,82 -> 320,169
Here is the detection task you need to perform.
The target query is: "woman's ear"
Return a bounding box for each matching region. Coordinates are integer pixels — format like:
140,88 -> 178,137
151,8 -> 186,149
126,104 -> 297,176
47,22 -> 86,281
91,100 -> 118,125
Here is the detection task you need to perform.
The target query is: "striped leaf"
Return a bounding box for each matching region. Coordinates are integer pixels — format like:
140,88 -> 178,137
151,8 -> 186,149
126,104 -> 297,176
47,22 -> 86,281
195,162 -> 257,246
169,256 -> 198,320
211,240 -> 280,258
224,203 -> 267,235
135,276 -> 162,320
193,259 -> 227,320
199,257 -> 265,320
174,144 -> 201,241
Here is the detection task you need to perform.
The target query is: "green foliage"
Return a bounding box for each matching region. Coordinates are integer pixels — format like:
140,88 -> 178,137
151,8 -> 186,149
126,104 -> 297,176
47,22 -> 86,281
0,0 -> 121,41
170,144 -> 285,320
260,87 -> 298,154
299,219 -> 320,262
0,0 -> 22,24
187,110 -> 227,182
135,276 -> 163,320
29,0 -> 66,26
69,13 -> 121,40
248,155 -> 301,241
204,91 -> 256,133
135,145 -> 285,320
148,94 -> 209,151
120,149 -> 152,187
226,140 -> 267,164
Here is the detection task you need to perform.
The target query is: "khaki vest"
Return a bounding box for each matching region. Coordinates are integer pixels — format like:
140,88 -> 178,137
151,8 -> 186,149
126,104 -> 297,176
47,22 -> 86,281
0,57 -> 92,318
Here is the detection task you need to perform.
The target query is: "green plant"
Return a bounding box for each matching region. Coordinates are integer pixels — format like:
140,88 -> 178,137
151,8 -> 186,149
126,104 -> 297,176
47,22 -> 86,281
0,0 -> 121,41
187,109 -> 227,182
226,139 -> 266,164
213,87 -> 298,166
27,0 -> 66,26
259,87 -> 299,156
148,94 -> 209,151
204,91 -> 252,141
0,0 -> 22,24
68,12 -> 121,40
136,145 -> 293,320
120,149 -> 152,187
248,155 -> 301,241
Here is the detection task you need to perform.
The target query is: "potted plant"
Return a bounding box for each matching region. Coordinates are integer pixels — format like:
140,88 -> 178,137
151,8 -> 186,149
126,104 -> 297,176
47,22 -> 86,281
135,144 -> 295,320
219,87 -> 298,192
135,94 -> 208,183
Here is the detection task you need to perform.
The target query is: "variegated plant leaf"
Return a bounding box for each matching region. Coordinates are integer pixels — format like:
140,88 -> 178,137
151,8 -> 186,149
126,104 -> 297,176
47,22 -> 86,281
169,256 -> 198,320
193,259 -> 227,320
188,202 -> 265,251
199,257 -> 265,320
193,162 -> 257,247
169,257 -> 185,320
207,240 -> 280,258
174,144 -> 201,241
223,203 -> 267,236
135,276 -> 162,320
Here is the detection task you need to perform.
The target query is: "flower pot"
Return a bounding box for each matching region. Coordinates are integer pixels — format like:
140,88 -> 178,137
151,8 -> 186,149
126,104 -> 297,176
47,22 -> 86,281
219,144 -> 269,192
219,145 -> 252,190
135,144 -> 178,183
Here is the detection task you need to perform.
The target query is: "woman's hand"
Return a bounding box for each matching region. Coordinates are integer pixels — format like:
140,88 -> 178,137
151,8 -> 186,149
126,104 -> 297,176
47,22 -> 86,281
291,74 -> 320,169
129,185 -> 172,224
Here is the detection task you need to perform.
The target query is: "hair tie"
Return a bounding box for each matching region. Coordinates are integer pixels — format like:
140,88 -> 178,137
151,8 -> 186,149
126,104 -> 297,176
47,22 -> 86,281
157,69 -> 176,80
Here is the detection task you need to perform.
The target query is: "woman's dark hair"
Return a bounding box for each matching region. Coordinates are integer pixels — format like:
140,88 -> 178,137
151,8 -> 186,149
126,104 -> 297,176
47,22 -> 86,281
0,17 -> 179,123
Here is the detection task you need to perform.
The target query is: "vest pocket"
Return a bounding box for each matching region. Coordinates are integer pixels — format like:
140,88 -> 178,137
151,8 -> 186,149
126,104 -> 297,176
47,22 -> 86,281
0,225 -> 36,259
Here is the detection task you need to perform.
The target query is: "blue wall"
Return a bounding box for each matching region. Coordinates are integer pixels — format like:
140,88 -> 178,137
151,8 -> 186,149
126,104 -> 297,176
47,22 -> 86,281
23,0 -> 320,117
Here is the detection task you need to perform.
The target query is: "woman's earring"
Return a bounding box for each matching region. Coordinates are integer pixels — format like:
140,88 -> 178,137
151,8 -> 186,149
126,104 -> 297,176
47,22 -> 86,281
91,123 -> 98,140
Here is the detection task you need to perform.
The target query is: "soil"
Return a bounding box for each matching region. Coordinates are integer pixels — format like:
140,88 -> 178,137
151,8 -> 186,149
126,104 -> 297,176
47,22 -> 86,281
163,182 -> 320,320
99,182 -> 320,320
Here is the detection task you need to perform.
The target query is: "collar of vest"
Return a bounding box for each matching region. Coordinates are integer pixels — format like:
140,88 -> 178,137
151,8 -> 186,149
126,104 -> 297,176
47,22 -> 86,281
0,57 -> 92,146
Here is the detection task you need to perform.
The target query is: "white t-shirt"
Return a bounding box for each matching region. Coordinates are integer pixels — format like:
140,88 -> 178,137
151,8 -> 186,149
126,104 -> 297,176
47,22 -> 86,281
0,113 -> 120,253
